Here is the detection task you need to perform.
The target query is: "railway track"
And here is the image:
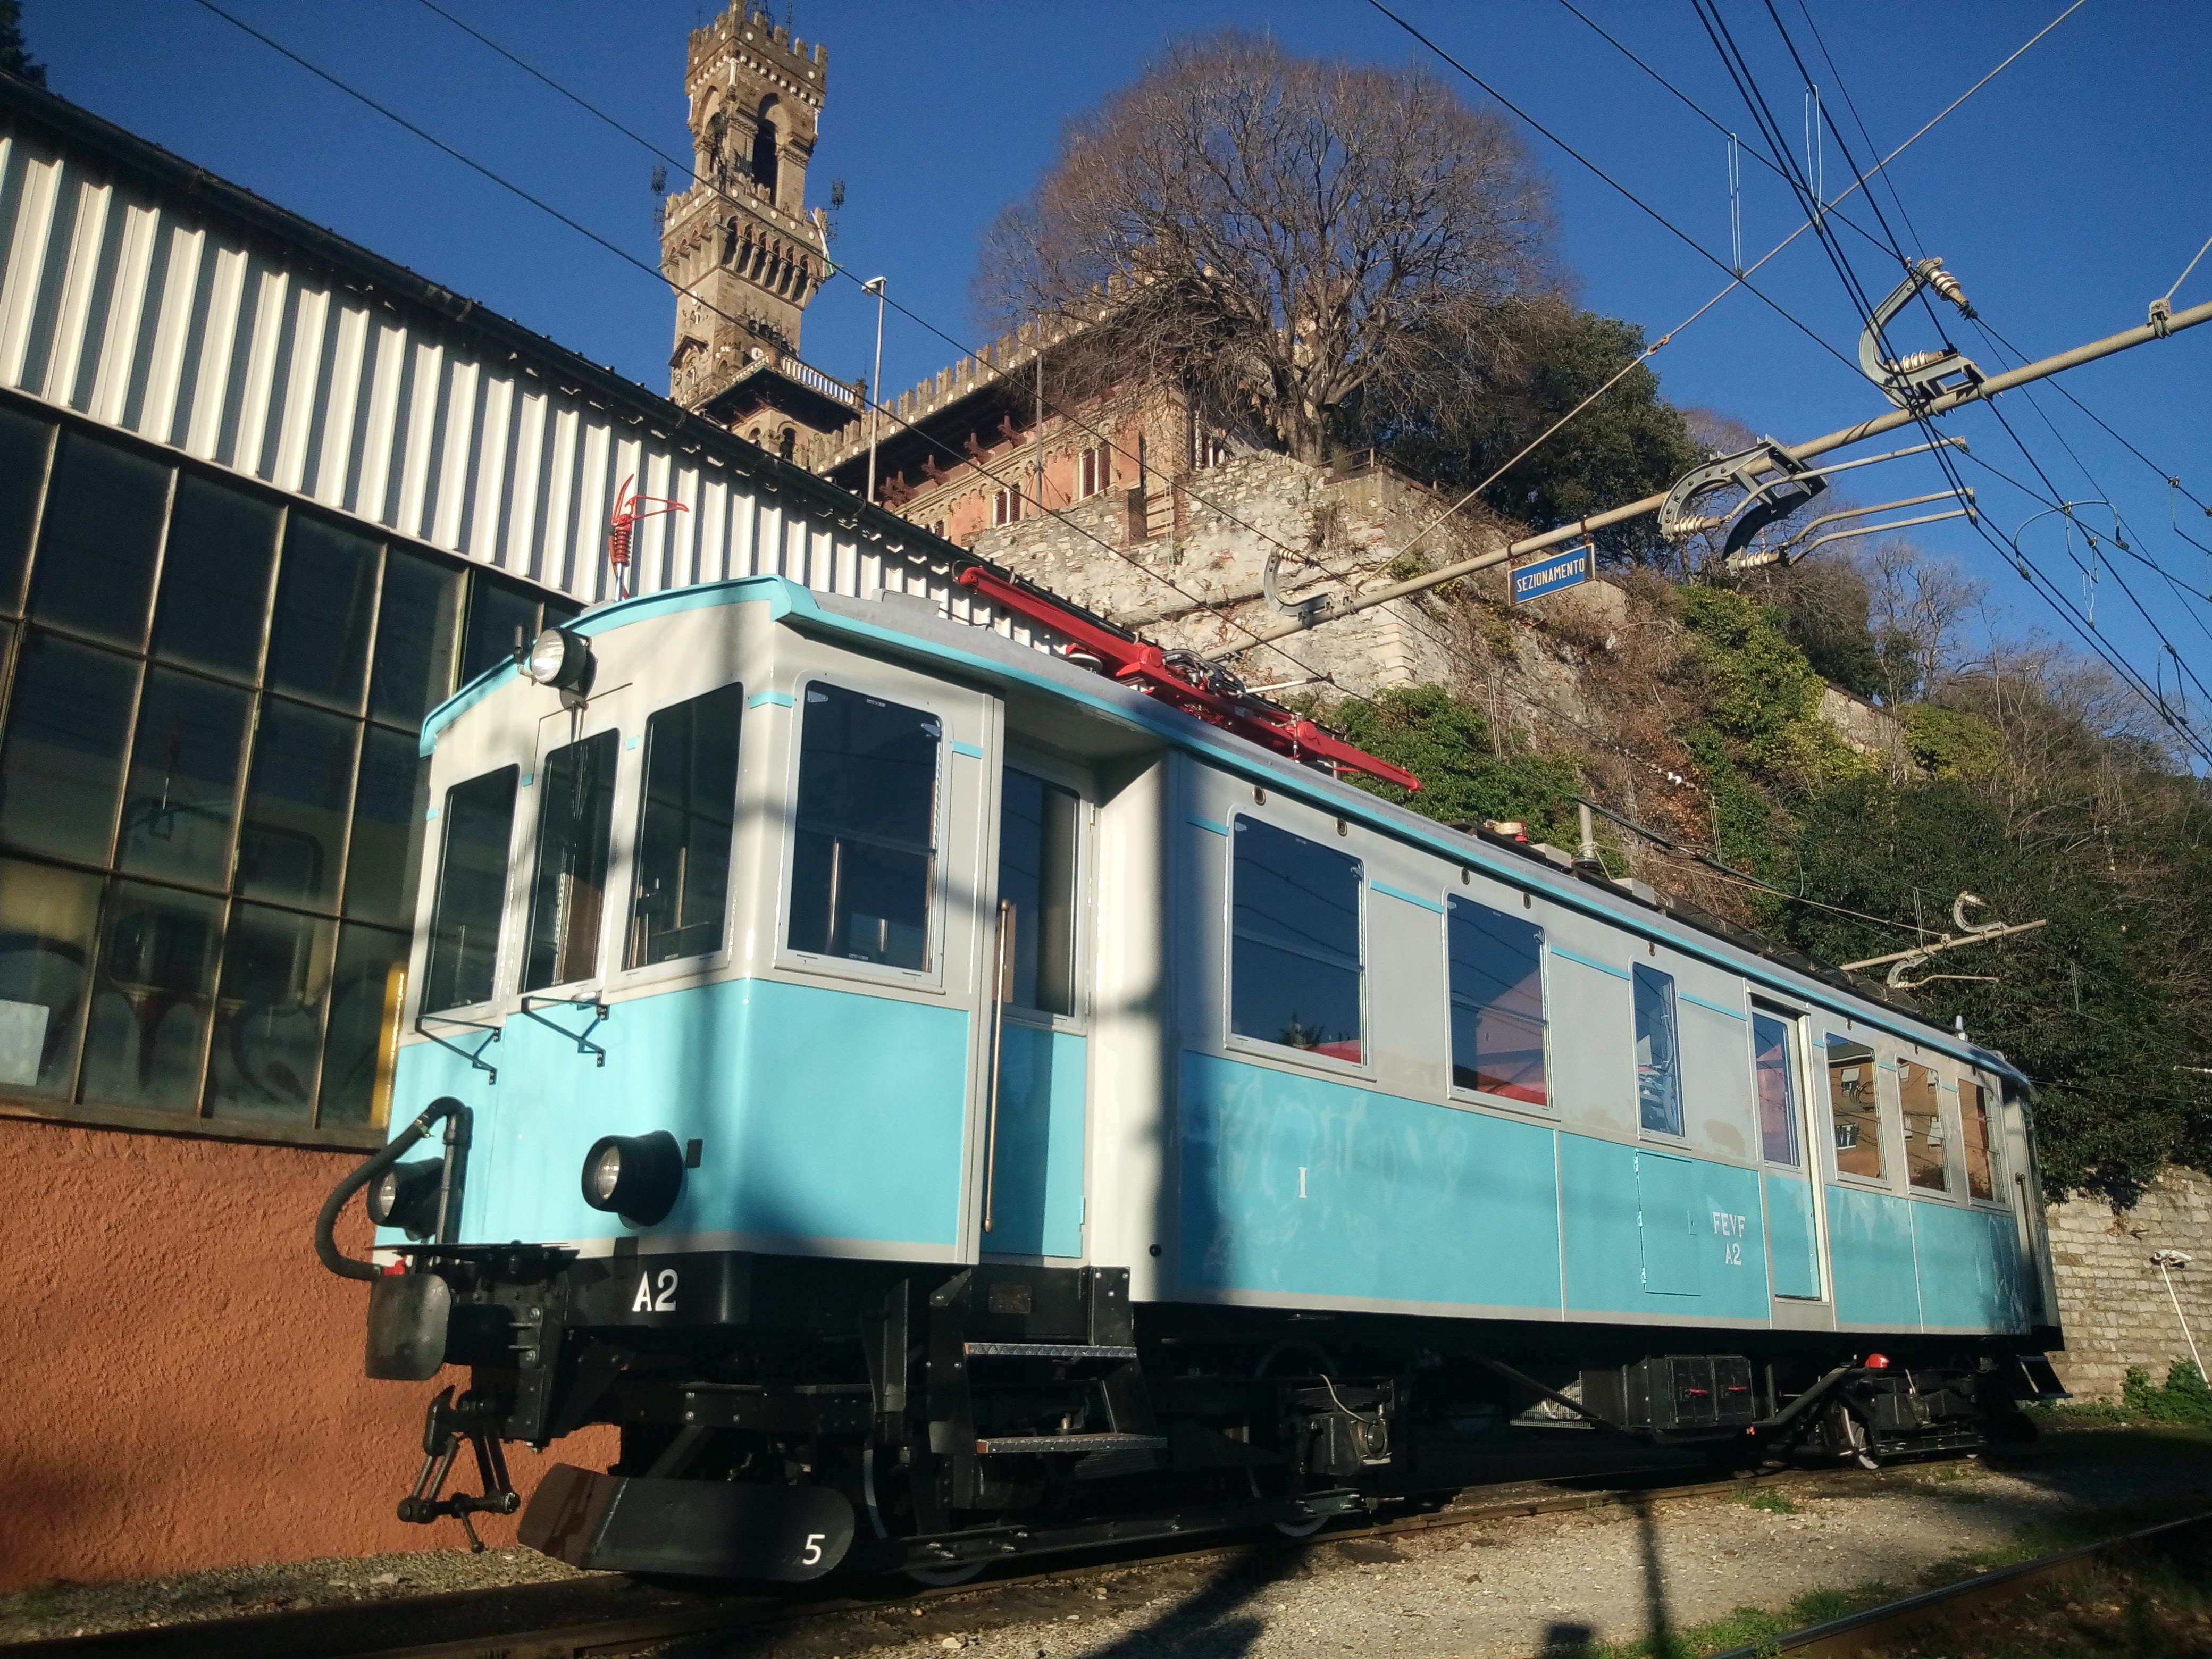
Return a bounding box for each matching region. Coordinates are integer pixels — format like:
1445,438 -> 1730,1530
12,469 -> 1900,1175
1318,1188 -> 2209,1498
18,1459 -> 2196,1659
1713,1508 -> 2212,1658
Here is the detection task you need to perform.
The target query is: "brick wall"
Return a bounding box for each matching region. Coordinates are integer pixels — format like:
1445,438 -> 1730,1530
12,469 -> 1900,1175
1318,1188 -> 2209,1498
2045,1164 -> 2212,1398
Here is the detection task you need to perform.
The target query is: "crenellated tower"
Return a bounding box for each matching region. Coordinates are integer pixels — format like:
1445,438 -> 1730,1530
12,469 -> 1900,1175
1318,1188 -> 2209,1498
661,5 -> 833,419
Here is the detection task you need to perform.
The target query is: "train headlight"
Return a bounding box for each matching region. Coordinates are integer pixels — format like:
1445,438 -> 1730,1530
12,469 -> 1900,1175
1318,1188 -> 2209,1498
366,1158 -> 443,1239
522,626 -> 592,691
581,1130 -> 684,1225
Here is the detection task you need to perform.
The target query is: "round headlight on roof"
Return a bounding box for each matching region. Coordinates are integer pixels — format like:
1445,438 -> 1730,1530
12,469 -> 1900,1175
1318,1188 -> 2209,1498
523,626 -> 592,691
581,1130 -> 684,1225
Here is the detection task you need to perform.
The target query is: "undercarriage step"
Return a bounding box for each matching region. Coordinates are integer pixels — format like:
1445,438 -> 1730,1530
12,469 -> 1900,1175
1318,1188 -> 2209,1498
975,1433 -> 1168,1455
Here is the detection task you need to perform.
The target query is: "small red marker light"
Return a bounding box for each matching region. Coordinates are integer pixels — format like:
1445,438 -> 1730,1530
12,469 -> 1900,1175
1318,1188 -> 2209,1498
1865,1353 -> 1891,1369
381,1259 -> 407,1276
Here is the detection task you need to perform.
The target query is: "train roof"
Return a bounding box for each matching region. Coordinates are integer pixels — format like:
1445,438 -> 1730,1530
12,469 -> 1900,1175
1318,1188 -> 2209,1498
420,573 -> 2029,1088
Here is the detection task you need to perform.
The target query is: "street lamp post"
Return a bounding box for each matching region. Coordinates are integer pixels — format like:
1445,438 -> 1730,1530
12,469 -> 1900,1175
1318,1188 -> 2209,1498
862,275 -> 886,505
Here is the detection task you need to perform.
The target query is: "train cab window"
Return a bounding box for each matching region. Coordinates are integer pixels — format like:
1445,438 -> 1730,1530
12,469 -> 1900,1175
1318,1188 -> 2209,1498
628,685 -> 743,967
789,684 -> 939,971
1751,1009 -> 1802,1166
999,768 -> 1078,1017
1826,1038 -> 1885,1178
1962,1078 -> 1998,1200
522,730 -> 619,991
1446,898 -> 1545,1104
1900,1060 -> 1950,1192
422,766 -> 518,1012
1632,963 -> 1682,1136
1229,816 -> 1361,1061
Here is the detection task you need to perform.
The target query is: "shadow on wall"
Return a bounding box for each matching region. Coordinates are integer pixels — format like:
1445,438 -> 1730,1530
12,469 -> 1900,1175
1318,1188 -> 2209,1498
0,1118 -> 615,1591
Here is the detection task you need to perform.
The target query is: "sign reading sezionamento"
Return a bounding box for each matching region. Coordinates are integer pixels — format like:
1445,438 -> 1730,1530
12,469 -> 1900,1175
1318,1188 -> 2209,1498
1510,544 -> 1593,603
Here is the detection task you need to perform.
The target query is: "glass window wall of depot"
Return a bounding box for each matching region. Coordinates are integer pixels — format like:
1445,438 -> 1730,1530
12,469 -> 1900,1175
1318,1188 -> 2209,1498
1752,1008 -> 1802,1166
1229,816 -> 1362,1062
998,768 -> 1078,1018
1825,1037 -> 1886,1180
1446,898 -> 1545,1105
1632,963 -> 1682,1136
629,685 -> 742,969
788,683 -> 940,972
1900,1060 -> 1951,1192
0,398 -> 572,1139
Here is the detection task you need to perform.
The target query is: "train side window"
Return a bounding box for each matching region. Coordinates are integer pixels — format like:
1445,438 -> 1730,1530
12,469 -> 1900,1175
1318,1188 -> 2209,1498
1632,963 -> 1682,1135
522,730 -> 619,992
1962,1077 -> 1998,1201
628,684 -> 743,968
1446,898 -> 1545,1105
1900,1060 -> 1950,1192
788,683 -> 939,971
1825,1038 -> 1885,1179
999,768 -> 1078,1017
421,765 -> 518,1013
1229,816 -> 1362,1061
1751,1008 -> 1801,1166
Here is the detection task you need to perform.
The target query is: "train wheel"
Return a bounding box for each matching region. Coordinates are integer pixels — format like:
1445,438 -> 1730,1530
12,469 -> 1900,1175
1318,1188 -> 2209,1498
1251,1342 -> 1336,1538
1824,1402 -> 1880,1469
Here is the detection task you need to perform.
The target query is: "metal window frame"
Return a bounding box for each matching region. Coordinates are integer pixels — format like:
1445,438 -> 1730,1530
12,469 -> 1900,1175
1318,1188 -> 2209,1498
0,390 -> 575,1147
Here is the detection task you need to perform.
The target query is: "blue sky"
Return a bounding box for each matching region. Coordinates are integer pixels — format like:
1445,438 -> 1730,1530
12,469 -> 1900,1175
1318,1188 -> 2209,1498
24,1 -> 2212,752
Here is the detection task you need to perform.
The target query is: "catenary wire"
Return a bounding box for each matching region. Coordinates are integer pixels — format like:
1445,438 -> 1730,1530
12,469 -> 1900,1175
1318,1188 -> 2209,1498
409,0 -> 2057,660
1698,3 -> 2210,758
1555,0 -> 2212,575
1762,8 -> 2212,725
188,0 -> 1386,705
1374,0 -> 2082,572
182,6 -> 2193,1006
190,0 -> 1557,748
413,0 -> 1626,652
1757,4 -> 2212,710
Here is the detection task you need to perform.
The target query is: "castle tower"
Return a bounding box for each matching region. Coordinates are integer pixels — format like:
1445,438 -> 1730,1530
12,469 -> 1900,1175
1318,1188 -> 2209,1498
661,5 -> 844,438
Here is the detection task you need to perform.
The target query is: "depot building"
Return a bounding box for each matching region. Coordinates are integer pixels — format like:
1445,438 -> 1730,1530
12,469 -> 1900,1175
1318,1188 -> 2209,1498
0,72 -> 1015,1588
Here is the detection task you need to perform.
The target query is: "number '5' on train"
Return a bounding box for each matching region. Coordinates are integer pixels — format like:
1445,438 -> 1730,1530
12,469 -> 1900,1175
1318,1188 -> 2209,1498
315,563 -> 2066,1583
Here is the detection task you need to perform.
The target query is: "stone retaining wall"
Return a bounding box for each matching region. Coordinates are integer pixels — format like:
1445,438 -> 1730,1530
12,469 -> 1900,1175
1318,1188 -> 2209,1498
2045,1164 -> 2212,1397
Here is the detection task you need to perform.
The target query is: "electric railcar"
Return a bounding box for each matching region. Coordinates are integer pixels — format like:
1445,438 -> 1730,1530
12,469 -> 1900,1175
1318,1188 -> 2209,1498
317,568 -> 2065,1583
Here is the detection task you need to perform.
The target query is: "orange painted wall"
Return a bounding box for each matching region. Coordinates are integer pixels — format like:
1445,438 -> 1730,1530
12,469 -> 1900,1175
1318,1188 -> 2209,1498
0,1116 -> 615,1590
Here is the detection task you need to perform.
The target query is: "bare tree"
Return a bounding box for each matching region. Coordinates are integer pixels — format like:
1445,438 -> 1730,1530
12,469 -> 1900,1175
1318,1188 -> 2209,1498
1867,539 -> 1983,705
977,32 -> 1557,466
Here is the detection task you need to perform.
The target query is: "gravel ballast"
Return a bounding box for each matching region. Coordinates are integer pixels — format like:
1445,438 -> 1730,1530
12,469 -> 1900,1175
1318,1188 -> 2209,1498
4,1429 -> 2205,1654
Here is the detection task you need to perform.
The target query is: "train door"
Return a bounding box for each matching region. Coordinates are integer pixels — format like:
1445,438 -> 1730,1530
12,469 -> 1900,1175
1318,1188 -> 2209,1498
978,755 -> 1091,1261
1752,1003 -> 1825,1301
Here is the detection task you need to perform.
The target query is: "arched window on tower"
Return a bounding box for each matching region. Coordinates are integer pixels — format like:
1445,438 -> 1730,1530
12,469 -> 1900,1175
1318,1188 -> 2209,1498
778,427 -> 797,461
751,112 -> 780,197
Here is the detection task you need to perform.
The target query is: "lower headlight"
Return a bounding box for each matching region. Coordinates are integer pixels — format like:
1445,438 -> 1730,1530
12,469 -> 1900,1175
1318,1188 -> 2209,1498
581,1130 -> 684,1225
366,1158 -> 443,1239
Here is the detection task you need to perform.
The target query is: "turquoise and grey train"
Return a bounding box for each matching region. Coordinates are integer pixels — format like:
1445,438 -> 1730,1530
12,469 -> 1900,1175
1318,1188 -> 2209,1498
316,568 -> 2064,1582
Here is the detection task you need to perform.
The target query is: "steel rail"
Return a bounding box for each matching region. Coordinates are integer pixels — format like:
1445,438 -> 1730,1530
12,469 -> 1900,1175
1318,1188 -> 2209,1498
1230,294 -> 2212,651
6,1459 -> 1940,1659
1710,1507 -> 2212,1658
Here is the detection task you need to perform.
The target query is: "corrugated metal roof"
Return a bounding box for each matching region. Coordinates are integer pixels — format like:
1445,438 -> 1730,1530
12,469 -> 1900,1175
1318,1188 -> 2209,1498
0,76 -> 1033,637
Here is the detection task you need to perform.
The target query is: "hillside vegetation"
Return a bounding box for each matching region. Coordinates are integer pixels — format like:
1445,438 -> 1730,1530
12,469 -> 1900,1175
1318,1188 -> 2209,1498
1330,553 -> 2211,1205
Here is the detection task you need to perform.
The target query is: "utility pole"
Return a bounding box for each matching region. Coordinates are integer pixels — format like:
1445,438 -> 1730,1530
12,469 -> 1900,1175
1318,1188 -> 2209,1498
1234,292 -> 2212,649
862,275 -> 886,505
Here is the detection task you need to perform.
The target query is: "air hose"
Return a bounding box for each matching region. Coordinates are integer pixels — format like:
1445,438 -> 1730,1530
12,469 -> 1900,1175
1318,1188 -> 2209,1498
314,1096 -> 468,1281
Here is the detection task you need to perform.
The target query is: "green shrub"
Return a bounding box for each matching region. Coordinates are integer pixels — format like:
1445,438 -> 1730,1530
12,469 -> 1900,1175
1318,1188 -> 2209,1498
2121,1361 -> 2212,1427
